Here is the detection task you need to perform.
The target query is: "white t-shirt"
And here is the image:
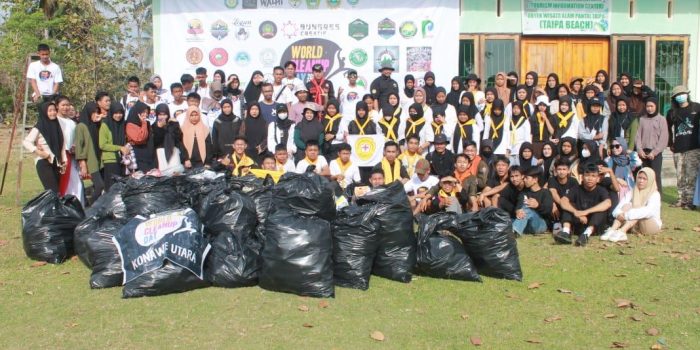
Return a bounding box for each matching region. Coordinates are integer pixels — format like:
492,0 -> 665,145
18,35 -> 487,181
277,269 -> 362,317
403,174 -> 439,195
169,100 -> 188,122
282,77 -> 305,103
122,94 -> 140,113
26,60 -> 63,96
295,156 -> 329,175
329,159 -> 361,187
270,83 -> 294,105
277,159 -> 296,173
339,84 -> 366,117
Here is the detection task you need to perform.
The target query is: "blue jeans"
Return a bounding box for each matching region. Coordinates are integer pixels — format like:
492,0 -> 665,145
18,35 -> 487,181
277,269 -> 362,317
513,208 -> 548,236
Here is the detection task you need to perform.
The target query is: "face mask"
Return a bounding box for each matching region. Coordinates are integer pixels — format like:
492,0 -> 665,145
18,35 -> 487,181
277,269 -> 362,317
675,94 -> 688,104
581,149 -> 591,158
409,112 -> 418,118
481,150 -> 493,158
278,113 -> 288,120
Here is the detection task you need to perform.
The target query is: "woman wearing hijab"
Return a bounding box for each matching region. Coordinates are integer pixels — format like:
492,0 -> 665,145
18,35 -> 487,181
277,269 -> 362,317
460,91 -> 484,140
294,104 -> 325,161
606,82 -> 625,111
152,104 -> 186,175
507,71 -> 519,102
378,92 -> 403,143
618,73 -> 634,96
552,97 -> 579,142
99,102 -> 128,190
125,101 -> 155,172
579,97 -> 608,158
180,106 -> 212,169
596,70 -> 610,91
507,85 -> 534,120
243,70 -> 264,109
451,105 -> 481,154
556,136 -> 580,180
23,102 -> 65,192
403,102 -> 430,153
479,87 -> 498,121
544,73 -> 560,102
540,141 -> 557,184
268,104 -> 296,158
446,76 -> 465,109
513,142 -> 539,172
75,102 -> 104,203
242,102 -> 269,163
224,74 -> 244,115
530,95 -> 555,157
506,100 -> 532,163
635,97 -> 668,188
606,136 -> 635,192
603,167 -> 661,241
607,96 -> 639,151
212,98 -> 243,161
399,74 -> 416,111
494,72 -> 511,104
412,87 -> 434,125
422,71 -> 438,106
482,99 -> 511,156
524,71 -> 539,103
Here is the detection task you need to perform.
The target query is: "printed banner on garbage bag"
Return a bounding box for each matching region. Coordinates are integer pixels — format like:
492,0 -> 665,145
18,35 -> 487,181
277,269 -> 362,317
112,208 -> 211,284
347,134 -> 385,166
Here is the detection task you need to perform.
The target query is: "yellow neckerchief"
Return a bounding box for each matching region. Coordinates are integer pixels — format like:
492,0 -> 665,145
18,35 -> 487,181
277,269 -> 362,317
484,102 -> 492,117
556,111 -> 575,128
490,114 -> 506,138
304,156 -> 317,165
405,117 -> 425,136
378,117 -> 399,141
398,151 -> 421,177
521,100 -> 531,118
438,189 -> 457,198
510,115 -> 527,145
276,161 -> 287,173
250,169 -> 282,183
381,158 -> 401,184
431,121 -> 444,135
536,111 -> 547,140
457,119 -> 476,139
353,117 -> 371,135
324,113 -> 342,133
232,153 -> 254,176
337,159 -> 352,174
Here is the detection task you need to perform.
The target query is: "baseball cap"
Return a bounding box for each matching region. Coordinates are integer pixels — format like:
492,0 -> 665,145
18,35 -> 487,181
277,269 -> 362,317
415,159 -> 430,175
312,64 -> 324,72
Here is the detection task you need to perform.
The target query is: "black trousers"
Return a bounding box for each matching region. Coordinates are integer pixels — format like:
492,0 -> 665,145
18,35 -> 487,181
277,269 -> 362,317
36,159 -> 60,192
89,170 -> 104,205
561,210 -> 608,235
103,162 -> 124,191
641,153 -> 663,191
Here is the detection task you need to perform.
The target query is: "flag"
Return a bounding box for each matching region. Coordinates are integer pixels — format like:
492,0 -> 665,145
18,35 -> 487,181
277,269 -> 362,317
346,134 -> 384,167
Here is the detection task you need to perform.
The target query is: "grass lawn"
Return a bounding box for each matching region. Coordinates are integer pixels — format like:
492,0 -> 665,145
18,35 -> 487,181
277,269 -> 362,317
0,136 -> 698,349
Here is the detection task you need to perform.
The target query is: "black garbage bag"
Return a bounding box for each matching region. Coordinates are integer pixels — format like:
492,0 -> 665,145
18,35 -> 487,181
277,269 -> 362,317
121,176 -> 184,217
260,208 -> 334,298
331,205 -> 380,290
113,208 -> 211,298
453,208 -> 523,281
74,183 -> 126,268
21,191 -> 84,264
415,213 -> 481,282
84,182 -> 126,220
274,172 -> 336,221
357,182 -> 416,283
201,189 -> 261,287
180,169 -> 227,216
229,175 -> 274,242
74,216 -> 127,288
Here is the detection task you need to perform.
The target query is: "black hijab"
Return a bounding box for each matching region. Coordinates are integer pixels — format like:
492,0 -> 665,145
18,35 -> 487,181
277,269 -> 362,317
507,71 -> 519,101
79,101 -> 102,161
596,69 -> 610,90
408,102 -> 424,120
126,101 -> 149,126
105,101 -> 126,147
226,75 -> 242,97
298,106 -> 324,143
423,71 -> 437,105
244,102 -> 268,148
559,136 -> 577,161
380,92 -> 401,118
243,71 -> 263,105
446,76 -> 464,109
541,141 -> 558,180
515,84 -> 531,103
619,72 -> 634,96
645,96 -> 659,117
154,104 -> 182,162
545,73 -> 560,101
460,92 -> 479,118
524,71 -> 538,100
518,142 -> 535,172
403,74 -> 415,99
35,102 -> 64,164
580,140 -> 601,164
218,99 -> 237,121
609,96 -> 634,139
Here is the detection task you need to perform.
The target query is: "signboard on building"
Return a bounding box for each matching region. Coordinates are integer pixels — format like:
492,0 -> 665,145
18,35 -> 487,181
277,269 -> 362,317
522,0 -> 611,35
153,0 -> 459,89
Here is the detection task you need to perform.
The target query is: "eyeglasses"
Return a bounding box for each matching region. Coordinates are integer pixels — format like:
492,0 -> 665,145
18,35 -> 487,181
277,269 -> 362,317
612,144 -> 622,149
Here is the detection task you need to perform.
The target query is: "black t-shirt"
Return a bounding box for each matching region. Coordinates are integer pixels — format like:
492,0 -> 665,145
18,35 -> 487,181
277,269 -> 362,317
498,183 -> 524,215
547,176 -> 578,197
517,188 -> 553,217
370,75 -> 399,106
667,103 -> 700,153
564,184 -> 610,211
487,173 -> 508,188
426,150 -> 456,178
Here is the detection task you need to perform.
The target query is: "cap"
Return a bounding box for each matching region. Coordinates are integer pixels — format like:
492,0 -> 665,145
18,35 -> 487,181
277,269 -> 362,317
312,63 -> 324,72
433,134 -> 449,145
440,176 -> 458,184
414,159 -> 430,175
671,85 -> 690,97
303,102 -> 318,112
590,97 -> 603,106
379,62 -> 395,71
535,95 -> 550,106
295,86 -> 309,95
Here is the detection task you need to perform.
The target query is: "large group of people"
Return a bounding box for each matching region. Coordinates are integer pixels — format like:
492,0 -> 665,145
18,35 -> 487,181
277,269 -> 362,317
23,44 -> 700,247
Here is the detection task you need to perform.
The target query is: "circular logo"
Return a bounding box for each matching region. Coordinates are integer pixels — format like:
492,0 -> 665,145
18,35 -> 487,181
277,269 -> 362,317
209,48 -> 229,66
185,47 -> 204,65
399,21 -> 417,39
259,48 -> 277,68
187,19 -> 204,35
224,0 -> 238,8
354,136 -> 377,161
211,20 -> 229,40
235,51 -> 251,66
259,21 -> 277,39
378,18 -> 396,39
356,76 -> 367,89
349,48 -> 368,67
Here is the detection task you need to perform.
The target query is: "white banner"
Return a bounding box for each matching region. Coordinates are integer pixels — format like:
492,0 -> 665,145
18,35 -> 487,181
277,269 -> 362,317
347,134 -> 385,167
153,0 -> 459,91
522,0 -> 611,36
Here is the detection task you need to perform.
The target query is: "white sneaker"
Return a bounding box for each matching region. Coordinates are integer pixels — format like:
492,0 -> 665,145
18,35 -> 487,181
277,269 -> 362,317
609,230 -> 628,242
600,228 -> 615,241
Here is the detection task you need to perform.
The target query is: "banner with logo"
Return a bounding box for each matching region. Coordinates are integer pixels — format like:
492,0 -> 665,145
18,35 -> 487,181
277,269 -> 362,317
347,134 -> 384,166
522,0 -> 611,35
113,208 -> 211,284
153,0 -> 459,91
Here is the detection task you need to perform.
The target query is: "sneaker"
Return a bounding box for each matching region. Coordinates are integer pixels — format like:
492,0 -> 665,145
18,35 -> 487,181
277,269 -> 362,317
575,234 -> 588,247
553,231 -> 572,244
552,222 -> 562,235
600,228 -> 615,241
608,230 -> 628,242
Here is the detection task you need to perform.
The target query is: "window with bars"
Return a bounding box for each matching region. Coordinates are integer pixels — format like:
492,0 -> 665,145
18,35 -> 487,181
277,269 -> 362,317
459,39 -> 475,77
484,39 -> 516,87
655,40 -> 684,114
616,40 -> 646,82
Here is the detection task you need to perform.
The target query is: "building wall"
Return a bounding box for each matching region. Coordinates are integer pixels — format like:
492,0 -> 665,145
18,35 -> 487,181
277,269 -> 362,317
460,0 -> 700,94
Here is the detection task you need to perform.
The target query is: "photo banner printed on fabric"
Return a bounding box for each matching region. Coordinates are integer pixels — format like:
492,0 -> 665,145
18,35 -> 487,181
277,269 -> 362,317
153,0 -> 459,91
346,134 -> 385,167
521,0 -> 611,35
